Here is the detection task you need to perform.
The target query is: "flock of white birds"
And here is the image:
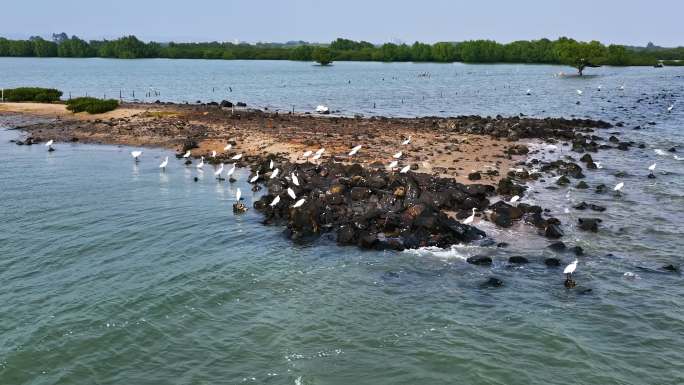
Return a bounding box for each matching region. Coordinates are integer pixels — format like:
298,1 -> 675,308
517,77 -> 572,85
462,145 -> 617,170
39,93 -> 678,282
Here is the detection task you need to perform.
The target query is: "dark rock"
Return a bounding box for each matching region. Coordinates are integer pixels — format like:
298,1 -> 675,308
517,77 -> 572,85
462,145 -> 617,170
556,176 -> 571,186
548,241 -> 566,251
576,181 -> 589,189
578,218 -> 602,232
662,264 -> 680,273
569,246 -> 584,256
589,204 -> 606,212
508,256 -> 529,264
545,224 -> 564,238
468,172 -> 481,181
220,100 -> 233,108
481,277 -> 504,287
647,173 -> 656,179
467,255 -> 492,266
574,202 -> 588,210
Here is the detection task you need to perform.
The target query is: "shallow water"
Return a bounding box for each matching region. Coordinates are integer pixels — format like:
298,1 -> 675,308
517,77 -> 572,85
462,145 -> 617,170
1,59 -> 683,384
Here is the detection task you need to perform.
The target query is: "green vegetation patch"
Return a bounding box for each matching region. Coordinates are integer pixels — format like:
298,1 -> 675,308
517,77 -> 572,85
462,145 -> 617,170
66,97 -> 119,114
2,87 -> 62,102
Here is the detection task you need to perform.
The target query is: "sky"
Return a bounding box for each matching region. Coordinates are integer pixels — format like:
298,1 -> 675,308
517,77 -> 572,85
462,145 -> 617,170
2,0 -> 682,46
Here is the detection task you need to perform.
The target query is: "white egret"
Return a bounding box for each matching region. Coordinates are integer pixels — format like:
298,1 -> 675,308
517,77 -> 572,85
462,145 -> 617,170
269,160 -> 274,169
196,156 -> 204,169
564,259 -> 578,275
45,139 -> 54,150
131,151 -> 142,162
292,173 -> 300,186
667,104 -> 674,113
287,187 -> 296,199
597,85 -> 602,91
224,143 -> 232,151
595,161 -> 603,169
463,208 -> 476,225
250,170 -> 260,183
226,164 -> 236,177
315,148 -> 325,156
614,182 -> 624,192
231,153 -> 243,160
619,84 -> 625,91
159,156 -> 168,170
214,163 -> 224,177
654,149 -> 668,156
235,188 -> 241,202
302,150 -> 313,158
270,195 -> 281,206
510,195 -> 520,203
211,150 -> 217,158
270,168 -> 280,179
648,163 -> 656,171
393,151 -> 402,159
315,105 -> 329,114
576,89 -> 583,95
399,165 -> 410,173
526,89 -> 532,95
183,150 -> 191,158
348,145 -> 362,156
312,152 -> 322,161
292,198 -> 306,208
388,160 -> 398,169
402,136 -> 412,145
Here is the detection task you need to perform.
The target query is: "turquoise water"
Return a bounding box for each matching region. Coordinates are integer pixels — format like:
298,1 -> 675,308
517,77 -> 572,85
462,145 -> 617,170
1,59 -> 683,384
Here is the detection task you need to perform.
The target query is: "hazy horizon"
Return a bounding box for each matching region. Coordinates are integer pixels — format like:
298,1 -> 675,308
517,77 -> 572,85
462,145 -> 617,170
2,0 -> 683,47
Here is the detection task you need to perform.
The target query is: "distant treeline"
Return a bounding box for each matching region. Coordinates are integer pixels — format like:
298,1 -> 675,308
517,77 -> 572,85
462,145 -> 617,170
1,33 -> 683,70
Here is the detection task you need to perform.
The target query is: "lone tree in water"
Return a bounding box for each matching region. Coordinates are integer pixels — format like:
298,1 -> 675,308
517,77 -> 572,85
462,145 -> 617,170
312,47 -> 333,66
555,38 -> 605,76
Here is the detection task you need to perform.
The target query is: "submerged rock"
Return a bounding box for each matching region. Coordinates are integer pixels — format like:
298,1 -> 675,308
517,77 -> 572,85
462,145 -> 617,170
467,255 -> 493,266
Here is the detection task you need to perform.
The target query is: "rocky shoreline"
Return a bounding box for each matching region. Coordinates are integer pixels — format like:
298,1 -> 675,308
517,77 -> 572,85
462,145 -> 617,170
1,101 -> 637,254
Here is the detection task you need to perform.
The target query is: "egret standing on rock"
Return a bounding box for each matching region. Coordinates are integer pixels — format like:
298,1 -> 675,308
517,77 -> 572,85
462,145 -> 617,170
287,187 -> 296,200
131,151 -> 142,162
183,150 -> 191,158
668,104 -> 674,113
236,188 -> 241,202
292,198 -> 305,208
648,163 -> 656,172
399,165 -> 410,173
563,259 -> 578,288
270,195 -> 281,207
270,168 -> 280,179
510,195 -> 520,203
614,182 -> 624,192
45,140 -> 55,152
250,170 -> 260,183
291,173 -> 300,186
526,89 -> 532,96
159,156 -> 168,171
463,208 -> 476,225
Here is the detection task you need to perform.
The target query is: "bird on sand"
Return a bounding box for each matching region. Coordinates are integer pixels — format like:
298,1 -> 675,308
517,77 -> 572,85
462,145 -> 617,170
287,187 -> 296,199
302,150 -> 313,159
270,168 -> 280,179
315,148 -> 325,156
510,195 -> 520,203
292,198 -> 306,208
211,150 -> 217,158
250,170 -> 260,183
131,151 -> 142,162
270,195 -> 281,207
231,153 -> 243,161
224,143 -> 232,151
463,208 -> 476,225
614,182 -> 624,192
183,150 -> 191,158
348,145 -> 362,156
648,163 -> 656,171
399,165 -> 410,173
291,173 -> 300,186
402,136 -> 412,145
388,160 -> 398,169
393,151 -> 403,159
312,152 -> 322,161
159,156 -> 168,170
